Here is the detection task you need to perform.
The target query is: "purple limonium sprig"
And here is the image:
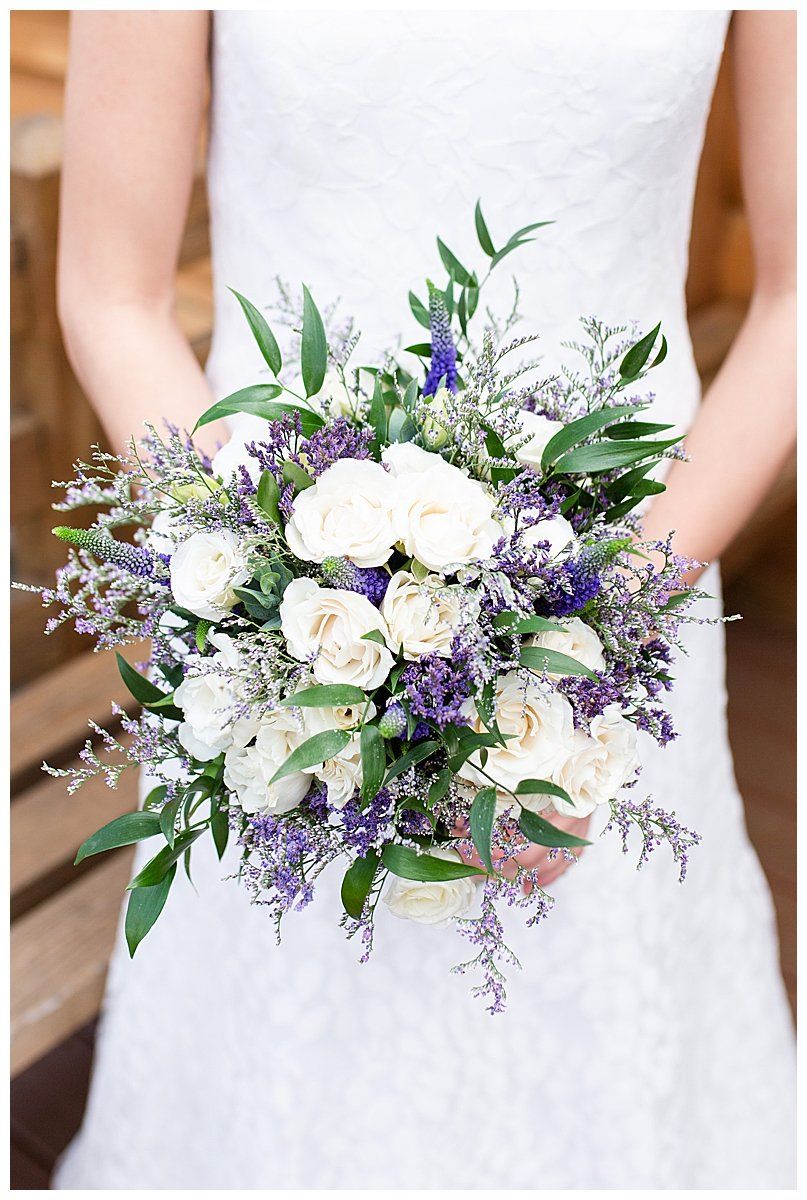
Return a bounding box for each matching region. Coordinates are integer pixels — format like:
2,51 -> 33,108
423,280 -> 458,396
298,419 -> 373,477
402,636 -> 476,728
603,796 -> 701,881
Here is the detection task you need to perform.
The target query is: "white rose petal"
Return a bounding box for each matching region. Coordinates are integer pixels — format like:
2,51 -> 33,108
170,529 -> 250,621
529,617 -> 606,677
280,577 -> 394,690
458,672 -> 575,811
509,410 -> 565,468
383,849 -> 477,925
175,631 -> 258,761
284,459 -> 396,568
211,414 -> 269,485
381,444 -> 502,572
223,709 -> 311,815
521,513 -> 576,559
381,570 -> 464,660
553,704 -> 640,817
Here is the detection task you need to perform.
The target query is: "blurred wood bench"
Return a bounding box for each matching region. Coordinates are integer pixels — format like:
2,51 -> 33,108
10,643 -> 146,1077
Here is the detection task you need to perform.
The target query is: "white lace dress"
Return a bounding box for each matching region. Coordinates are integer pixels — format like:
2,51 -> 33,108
55,11 -> 795,1189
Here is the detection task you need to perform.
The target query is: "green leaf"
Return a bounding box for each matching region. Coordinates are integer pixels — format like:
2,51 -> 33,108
552,437 -> 680,476
508,219 -> 554,242
256,470 -> 281,523
116,653 -> 168,706
269,729 -> 350,785
340,850 -> 379,919
515,778 -> 574,806
520,645 -> 597,679
428,768 -> 452,804
281,683 -> 366,709
518,807 -> 591,848
195,386 -> 325,433
540,405 -> 641,470
469,786 -> 497,872
75,809 -> 162,864
368,375 -> 387,447
360,724 -> 387,803
493,612 -> 565,634
489,223 -> 552,270
282,460 -> 315,492
228,288 -> 282,376
660,590 -> 691,612
619,322 -> 662,381
142,784 -> 168,810
361,628 -> 387,645
301,284 -> 327,397
409,290 -> 430,329
605,459 -> 658,503
437,237 -> 473,287
125,864 -> 176,957
387,408 -> 418,443
159,796 -> 182,849
604,480 -> 666,521
381,843 -> 485,881
127,826 -> 206,889
403,342 -> 432,358
474,199 -> 496,257
210,802 -> 229,860
606,420 -> 674,440
384,739 -> 440,784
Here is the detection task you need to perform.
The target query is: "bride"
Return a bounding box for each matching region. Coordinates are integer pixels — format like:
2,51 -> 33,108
53,10 -> 794,1189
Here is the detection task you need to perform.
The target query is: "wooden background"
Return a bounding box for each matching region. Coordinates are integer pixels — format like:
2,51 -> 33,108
9,12 -> 796,1188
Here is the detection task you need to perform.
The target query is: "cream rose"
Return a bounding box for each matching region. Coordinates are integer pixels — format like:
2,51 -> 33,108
521,513 -> 576,559
381,570 -> 464,659
509,410 -> 564,468
211,414 -> 269,485
284,459 -> 396,568
458,672 -> 575,810
223,710 -> 311,815
280,577 -> 394,689
311,734 -> 363,808
528,617 -> 606,677
553,704 -> 640,817
383,849 -> 478,925
382,443 -> 502,571
175,632 -> 258,761
170,529 -> 250,620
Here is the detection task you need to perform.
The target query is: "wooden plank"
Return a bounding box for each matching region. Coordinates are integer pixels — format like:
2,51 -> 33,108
10,11 -> 70,80
10,411 -> 51,524
10,641 -> 146,789
11,753 -> 140,917
11,851 -> 133,1077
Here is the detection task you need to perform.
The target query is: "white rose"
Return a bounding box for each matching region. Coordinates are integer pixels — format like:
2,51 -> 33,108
458,672 -> 575,810
280,577 -> 394,689
383,848 -> 477,925
211,414 -> 268,485
170,529 -> 250,620
521,513 -> 576,559
382,443 -> 502,572
381,570 -> 464,659
508,410 -> 564,468
223,709 -> 311,815
284,459 -> 396,568
312,733 -> 363,808
145,509 -> 180,555
529,617 -> 606,677
553,705 -> 640,817
175,632 -> 259,761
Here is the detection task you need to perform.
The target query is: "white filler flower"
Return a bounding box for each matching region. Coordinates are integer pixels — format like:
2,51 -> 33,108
384,849 -> 478,924
382,443 -> 502,571
280,577 -> 394,689
284,459 -> 396,567
170,529 -> 249,620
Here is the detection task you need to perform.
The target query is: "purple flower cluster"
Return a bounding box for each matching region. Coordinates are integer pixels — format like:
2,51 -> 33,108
539,559 -> 601,617
300,418 -> 373,477
423,281 -> 458,396
604,796 -> 701,881
238,810 -> 321,919
402,639 -> 476,729
320,556 -> 390,605
339,788 -> 395,858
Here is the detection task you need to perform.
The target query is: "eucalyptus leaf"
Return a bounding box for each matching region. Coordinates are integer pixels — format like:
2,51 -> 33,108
210,803 -> 229,860
516,778 -> 574,806
474,199 -> 496,257
619,322 -> 662,382
256,470 -> 281,523
381,843 -> 484,882
340,850 -> 379,919
194,387 -> 327,434
469,786 -> 497,873
519,807 -> 591,848
159,796 -> 182,849
75,809 -> 162,864
116,653 -> 169,707
385,739 -> 440,783
540,405 -> 642,470
368,375 -> 387,447
125,863 -> 176,957
269,729 -> 351,784
281,683 -> 366,709
360,724 -> 387,803
408,290 -> 430,329
282,460 -> 315,492
520,645 -> 597,679
229,288 -> 282,376
552,437 -> 680,476
493,612 -> 564,634
127,827 -> 206,889
301,284 -> 328,397
437,237 -> 473,287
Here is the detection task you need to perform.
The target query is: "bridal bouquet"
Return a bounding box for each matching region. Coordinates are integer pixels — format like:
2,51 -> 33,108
29,205 -> 703,1011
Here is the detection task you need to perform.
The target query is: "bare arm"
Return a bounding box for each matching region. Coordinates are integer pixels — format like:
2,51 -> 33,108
640,11 -> 796,574
58,11 -> 220,456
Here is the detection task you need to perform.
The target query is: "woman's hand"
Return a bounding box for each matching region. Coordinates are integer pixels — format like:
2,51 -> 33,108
454,809 -> 592,890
